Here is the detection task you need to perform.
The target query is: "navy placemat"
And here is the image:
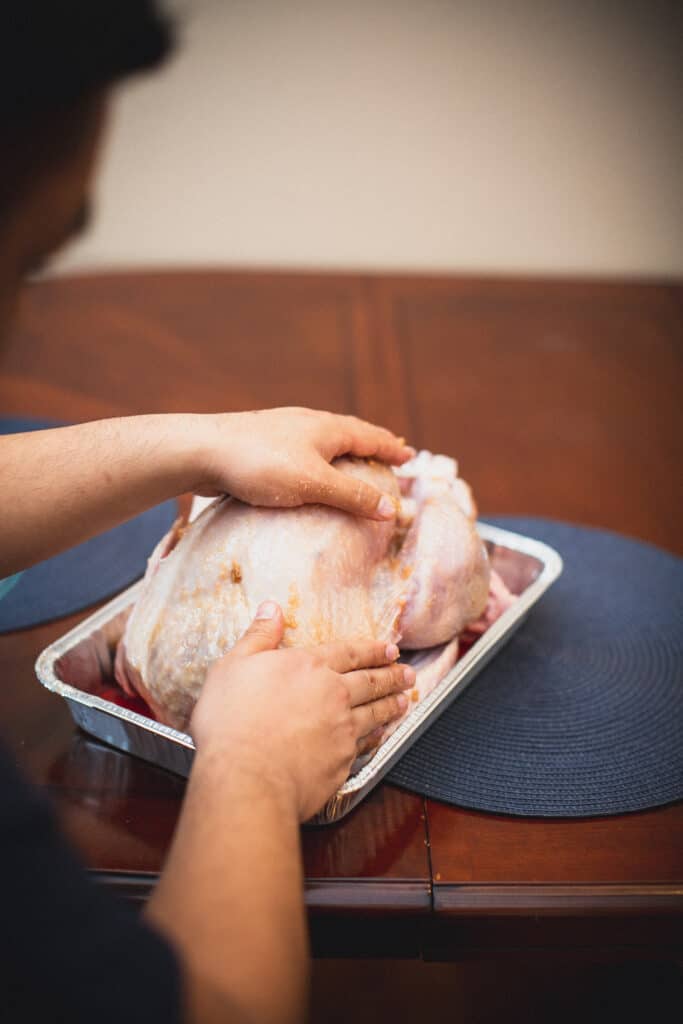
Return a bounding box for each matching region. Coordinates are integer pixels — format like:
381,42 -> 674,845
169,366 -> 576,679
388,517 -> 683,817
0,417 -> 178,632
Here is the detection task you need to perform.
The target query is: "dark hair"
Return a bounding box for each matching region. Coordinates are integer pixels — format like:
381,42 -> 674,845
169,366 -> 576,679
0,1 -> 174,123
0,1 -> 174,217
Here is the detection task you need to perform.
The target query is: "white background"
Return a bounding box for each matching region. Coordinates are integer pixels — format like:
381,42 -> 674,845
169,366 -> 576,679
52,0 -> 683,277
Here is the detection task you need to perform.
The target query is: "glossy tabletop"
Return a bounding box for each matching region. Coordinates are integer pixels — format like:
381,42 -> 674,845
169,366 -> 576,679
1,270 -> 681,958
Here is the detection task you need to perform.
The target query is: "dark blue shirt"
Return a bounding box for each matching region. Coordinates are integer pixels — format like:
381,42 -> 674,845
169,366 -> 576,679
1,740 -> 182,1024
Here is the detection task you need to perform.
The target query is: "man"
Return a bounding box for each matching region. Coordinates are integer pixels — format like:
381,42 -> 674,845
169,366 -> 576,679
0,4 -> 415,1022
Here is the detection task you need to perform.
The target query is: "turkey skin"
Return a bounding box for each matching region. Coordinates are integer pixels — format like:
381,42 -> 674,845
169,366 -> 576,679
116,451 -> 498,732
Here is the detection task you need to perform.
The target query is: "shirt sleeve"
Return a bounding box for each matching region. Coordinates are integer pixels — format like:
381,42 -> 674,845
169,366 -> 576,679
0,740 -> 183,1024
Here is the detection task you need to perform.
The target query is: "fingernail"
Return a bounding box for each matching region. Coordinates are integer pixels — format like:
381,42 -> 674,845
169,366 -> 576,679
404,446 -> 417,458
397,693 -> 408,710
402,666 -> 416,686
255,600 -> 278,620
385,643 -> 400,662
377,495 -> 395,519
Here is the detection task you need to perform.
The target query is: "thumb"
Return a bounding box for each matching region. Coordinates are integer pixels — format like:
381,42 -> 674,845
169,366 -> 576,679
234,601 -> 285,656
311,462 -> 397,521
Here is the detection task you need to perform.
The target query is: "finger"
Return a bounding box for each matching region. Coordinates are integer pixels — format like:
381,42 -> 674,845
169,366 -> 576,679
356,726 -> 384,757
345,663 -> 415,708
318,639 -> 400,674
306,460 -> 398,520
352,692 -> 409,738
335,415 -> 416,465
232,601 -> 284,657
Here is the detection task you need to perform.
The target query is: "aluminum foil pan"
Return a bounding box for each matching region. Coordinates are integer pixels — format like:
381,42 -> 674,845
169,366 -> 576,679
35,523 -> 562,824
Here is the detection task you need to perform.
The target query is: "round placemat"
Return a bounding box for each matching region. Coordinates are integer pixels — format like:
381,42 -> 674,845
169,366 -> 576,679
388,517 -> 683,817
0,417 -> 178,632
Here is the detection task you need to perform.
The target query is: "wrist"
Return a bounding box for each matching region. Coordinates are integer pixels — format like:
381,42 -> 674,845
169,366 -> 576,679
143,412 -> 227,496
181,411 -> 239,495
192,740 -> 301,820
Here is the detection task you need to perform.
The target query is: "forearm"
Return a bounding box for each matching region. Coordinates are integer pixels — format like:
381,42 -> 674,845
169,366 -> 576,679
0,415 -> 204,575
0,407 -> 412,576
146,750 -> 308,1024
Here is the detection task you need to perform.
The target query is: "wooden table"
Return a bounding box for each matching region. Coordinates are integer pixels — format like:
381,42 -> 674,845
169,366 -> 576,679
1,270 -> 682,960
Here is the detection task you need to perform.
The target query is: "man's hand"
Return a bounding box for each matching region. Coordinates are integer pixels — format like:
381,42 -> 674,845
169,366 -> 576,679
0,408 -> 414,575
192,407 -> 415,520
191,600 -> 414,822
152,602 -> 413,1021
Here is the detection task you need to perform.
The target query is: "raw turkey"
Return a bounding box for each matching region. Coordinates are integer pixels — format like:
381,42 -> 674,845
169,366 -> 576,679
115,451 -> 513,739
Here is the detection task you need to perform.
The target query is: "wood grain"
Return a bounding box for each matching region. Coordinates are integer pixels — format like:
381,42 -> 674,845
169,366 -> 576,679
374,275 -> 683,553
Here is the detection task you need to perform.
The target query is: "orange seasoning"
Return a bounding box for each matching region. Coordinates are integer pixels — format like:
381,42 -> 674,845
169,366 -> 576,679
284,581 -> 300,630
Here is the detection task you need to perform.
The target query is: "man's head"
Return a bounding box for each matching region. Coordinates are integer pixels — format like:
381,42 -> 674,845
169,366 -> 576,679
0,1 -> 173,325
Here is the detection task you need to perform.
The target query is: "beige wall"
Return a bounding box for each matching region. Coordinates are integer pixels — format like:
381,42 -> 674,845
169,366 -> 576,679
53,0 -> 682,277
